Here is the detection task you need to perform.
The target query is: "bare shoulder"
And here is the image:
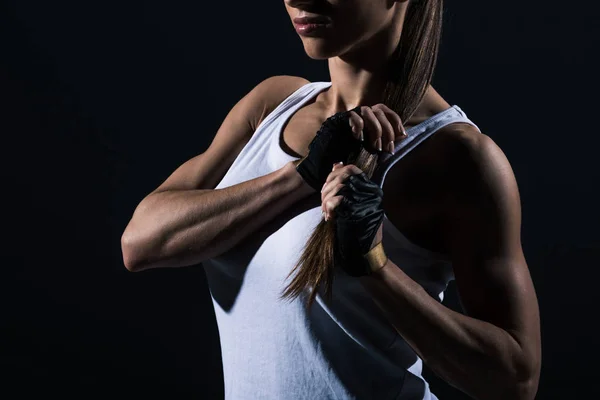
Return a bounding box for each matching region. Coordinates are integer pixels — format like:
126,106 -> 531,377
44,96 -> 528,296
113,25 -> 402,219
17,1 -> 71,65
435,124 -> 509,180
434,124 -> 520,218
148,75 -> 310,194
250,75 -> 311,130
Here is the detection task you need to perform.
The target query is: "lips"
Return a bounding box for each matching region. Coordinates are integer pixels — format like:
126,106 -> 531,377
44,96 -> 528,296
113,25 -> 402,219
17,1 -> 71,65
293,16 -> 331,25
293,15 -> 332,36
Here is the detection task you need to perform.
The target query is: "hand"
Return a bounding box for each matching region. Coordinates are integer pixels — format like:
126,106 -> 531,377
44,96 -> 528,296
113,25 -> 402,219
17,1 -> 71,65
348,104 -> 407,155
295,107 -> 364,192
321,162 -> 386,277
321,162 -> 361,221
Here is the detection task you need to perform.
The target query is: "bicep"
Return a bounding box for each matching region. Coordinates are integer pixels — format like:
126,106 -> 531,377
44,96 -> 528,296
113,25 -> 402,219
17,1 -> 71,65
152,85 -> 263,193
443,133 -> 540,354
153,75 -> 309,193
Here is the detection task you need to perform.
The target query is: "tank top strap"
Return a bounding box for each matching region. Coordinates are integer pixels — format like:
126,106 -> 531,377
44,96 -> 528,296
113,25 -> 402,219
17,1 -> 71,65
261,81 -> 332,169
260,81 -> 332,131
371,105 -> 480,187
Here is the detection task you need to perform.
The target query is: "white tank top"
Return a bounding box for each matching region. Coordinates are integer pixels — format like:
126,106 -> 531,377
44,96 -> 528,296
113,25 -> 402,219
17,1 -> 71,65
203,81 -> 480,400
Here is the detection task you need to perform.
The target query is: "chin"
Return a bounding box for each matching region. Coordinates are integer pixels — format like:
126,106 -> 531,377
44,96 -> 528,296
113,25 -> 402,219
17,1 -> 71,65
301,40 -> 344,60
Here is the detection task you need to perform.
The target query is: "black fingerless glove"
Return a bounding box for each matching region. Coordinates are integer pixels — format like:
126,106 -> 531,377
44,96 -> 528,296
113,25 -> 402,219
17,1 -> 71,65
295,106 -> 363,192
334,172 -> 385,277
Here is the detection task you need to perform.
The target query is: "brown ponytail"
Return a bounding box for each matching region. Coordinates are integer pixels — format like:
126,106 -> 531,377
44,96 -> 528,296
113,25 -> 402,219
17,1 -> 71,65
280,0 -> 444,309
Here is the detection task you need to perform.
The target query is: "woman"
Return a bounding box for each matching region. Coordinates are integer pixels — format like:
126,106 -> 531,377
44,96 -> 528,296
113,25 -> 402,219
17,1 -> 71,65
121,0 -> 541,399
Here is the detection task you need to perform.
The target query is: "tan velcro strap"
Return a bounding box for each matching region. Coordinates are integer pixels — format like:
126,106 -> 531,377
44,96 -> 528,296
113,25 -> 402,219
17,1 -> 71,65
363,241 -> 388,274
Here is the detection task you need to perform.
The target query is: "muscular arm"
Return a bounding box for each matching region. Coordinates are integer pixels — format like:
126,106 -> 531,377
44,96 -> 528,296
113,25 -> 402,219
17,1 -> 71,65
121,75 -> 312,272
121,163 -> 312,271
359,126 -> 541,400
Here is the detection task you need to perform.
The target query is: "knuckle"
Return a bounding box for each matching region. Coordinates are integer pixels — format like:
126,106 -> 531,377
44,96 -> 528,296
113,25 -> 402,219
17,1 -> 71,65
373,122 -> 383,135
384,122 -> 395,135
388,111 -> 400,122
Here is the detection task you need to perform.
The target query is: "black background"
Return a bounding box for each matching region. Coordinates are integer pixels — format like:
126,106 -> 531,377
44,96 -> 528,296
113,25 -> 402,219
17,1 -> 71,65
1,1 -> 599,398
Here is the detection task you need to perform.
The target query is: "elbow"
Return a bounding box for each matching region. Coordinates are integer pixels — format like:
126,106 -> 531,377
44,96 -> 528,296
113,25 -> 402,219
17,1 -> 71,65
505,375 -> 539,400
481,341 -> 541,400
488,367 -> 539,400
498,327 -> 541,400
122,254 -> 142,273
121,198 -> 166,272
121,230 -> 150,272
516,366 -> 540,400
507,353 -> 541,400
121,227 -> 174,272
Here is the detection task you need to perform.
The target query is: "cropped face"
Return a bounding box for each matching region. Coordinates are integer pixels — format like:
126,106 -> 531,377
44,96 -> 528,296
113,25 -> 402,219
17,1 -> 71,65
284,0 -> 406,59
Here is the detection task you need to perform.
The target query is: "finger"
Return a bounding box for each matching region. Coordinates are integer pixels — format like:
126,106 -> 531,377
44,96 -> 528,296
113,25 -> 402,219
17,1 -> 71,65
324,195 -> 344,220
322,171 -> 346,197
360,107 -> 382,153
321,180 -> 346,203
371,108 -> 395,154
373,103 -> 407,142
348,111 -> 364,141
321,182 -> 345,207
324,164 -> 362,187
324,163 -> 344,187
321,162 -> 344,192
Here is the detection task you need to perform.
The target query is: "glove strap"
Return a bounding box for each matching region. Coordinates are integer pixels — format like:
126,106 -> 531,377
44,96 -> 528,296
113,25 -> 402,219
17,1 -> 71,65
363,242 -> 388,274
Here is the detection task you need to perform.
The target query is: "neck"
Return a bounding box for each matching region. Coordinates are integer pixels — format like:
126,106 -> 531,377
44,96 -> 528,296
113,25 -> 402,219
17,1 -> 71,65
324,9 -> 406,114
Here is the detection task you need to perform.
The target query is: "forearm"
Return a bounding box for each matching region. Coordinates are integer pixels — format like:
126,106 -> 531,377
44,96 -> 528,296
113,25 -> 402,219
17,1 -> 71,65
122,162 -> 313,271
359,261 -> 535,400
